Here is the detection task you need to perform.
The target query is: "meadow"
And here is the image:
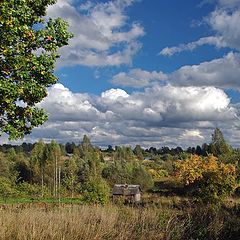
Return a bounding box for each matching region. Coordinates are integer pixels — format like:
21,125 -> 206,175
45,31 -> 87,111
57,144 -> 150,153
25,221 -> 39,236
1,131 -> 240,239
0,196 -> 239,240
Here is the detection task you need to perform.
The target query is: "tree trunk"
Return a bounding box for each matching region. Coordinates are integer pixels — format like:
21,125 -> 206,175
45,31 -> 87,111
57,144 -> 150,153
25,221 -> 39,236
41,166 -> 44,198
58,166 -> 61,205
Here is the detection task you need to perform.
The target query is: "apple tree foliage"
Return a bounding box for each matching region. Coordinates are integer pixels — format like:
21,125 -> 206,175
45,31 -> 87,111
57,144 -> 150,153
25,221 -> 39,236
0,0 -> 72,139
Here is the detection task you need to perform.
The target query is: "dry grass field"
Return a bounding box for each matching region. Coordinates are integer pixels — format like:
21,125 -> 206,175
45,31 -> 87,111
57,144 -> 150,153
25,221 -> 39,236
0,197 -> 239,240
0,203 -> 178,240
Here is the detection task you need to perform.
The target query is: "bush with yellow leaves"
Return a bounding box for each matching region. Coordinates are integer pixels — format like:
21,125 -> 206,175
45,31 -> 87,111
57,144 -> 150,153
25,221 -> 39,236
175,155 -> 237,203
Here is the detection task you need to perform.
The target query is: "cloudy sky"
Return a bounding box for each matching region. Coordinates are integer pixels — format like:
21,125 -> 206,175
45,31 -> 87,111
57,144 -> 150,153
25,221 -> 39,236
4,0 -> 240,148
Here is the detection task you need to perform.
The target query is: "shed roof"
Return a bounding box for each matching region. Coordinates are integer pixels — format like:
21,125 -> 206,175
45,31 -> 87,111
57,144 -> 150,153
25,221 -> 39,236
112,184 -> 141,196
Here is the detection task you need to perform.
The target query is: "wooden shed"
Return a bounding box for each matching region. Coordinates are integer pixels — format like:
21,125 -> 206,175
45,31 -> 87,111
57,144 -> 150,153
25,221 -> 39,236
112,184 -> 141,202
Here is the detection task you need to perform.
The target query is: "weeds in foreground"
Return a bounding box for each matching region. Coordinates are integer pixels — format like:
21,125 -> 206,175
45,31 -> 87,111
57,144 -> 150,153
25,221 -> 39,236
0,204 -> 174,240
0,202 -> 239,240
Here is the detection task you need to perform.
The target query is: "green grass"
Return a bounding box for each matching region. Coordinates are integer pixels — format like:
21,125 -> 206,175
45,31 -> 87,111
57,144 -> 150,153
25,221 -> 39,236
0,197 -> 83,204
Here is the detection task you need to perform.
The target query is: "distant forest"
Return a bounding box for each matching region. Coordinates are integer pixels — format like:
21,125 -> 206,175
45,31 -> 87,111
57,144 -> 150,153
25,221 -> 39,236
0,128 -> 239,204
0,128 -> 236,157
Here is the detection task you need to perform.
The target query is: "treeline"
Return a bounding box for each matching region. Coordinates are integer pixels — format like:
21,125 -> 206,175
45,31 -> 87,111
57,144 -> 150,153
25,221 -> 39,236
1,128 -> 237,159
0,135 -> 154,203
0,128 -> 239,204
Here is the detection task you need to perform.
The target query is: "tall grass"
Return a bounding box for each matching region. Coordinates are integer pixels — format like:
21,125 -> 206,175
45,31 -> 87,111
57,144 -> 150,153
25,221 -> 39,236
164,203 -> 240,240
0,204 -> 175,240
0,202 -> 239,240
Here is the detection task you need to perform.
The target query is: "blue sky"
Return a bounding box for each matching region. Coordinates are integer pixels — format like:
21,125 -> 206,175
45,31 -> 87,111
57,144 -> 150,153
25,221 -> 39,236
4,0 -> 240,148
57,0 -> 225,94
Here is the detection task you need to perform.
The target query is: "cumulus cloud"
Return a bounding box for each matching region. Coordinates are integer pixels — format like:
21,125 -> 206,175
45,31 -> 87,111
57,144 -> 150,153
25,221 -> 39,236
101,88 -> 129,101
218,0 -> 240,8
39,84 -> 102,122
159,0 -> 240,56
180,130 -> 204,140
207,8 -> 240,50
11,83 -> 236,148
110,52 -> 240,90
47,0 -> 144,67
168,52 -> 240,89
111,69 -> 167,88
139,85 -> 235,124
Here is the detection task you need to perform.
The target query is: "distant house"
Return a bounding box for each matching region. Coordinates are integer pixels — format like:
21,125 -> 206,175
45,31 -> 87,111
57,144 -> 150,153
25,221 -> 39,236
112,184 -> 141,202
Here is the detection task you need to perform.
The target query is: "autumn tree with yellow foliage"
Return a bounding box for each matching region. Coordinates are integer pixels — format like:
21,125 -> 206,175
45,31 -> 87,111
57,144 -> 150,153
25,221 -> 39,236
175,155 -> 237,203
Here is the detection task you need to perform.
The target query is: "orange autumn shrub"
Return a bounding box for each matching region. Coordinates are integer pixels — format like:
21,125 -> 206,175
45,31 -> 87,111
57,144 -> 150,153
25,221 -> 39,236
175,155 -> 237,203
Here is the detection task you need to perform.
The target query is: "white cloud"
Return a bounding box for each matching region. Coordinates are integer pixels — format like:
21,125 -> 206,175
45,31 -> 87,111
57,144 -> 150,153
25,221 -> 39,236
160,36 -> 226,56
111,69 -> 167,88
47,0 -> 144,67
140,85 -> 234,124
39,84 -> 102,122
110,52 -> 240,90
11,83 -> 237,148
168,52 -> 240,89
180,130 -> 204,140
207,8 -> 240,50
159,1 -> 240,56
101,88 -> 129,101
218,0 -> 240,8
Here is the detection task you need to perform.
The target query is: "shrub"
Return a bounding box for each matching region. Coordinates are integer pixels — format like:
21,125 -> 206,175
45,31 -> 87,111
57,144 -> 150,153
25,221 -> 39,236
18,182 -> 48,198
132,165 -> 154,191
175,155 -> 237,203
148,169 -> 168,180
81,177 -> 110,204
0,176 -> 18,199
